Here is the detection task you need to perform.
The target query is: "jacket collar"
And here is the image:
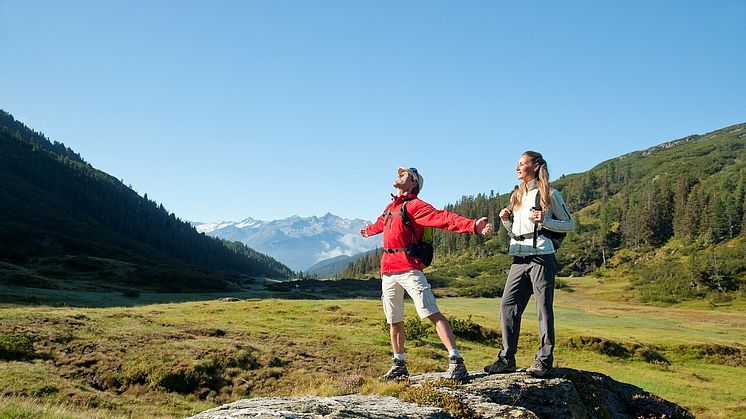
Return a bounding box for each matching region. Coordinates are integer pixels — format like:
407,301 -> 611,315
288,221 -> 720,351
391,193 -> 418,204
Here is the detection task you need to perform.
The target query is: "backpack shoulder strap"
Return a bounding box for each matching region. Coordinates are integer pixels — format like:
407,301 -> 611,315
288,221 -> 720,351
400,200 -> 423,244
400,200 -> 414,230
535,189 -> 556,218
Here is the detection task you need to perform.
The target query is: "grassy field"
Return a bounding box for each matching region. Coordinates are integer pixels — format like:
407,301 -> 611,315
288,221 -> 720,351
0,278 -> 744,418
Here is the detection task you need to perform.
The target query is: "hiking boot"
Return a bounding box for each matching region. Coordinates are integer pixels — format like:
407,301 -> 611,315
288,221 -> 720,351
382,358 -> 409,381
445,355 -> 469,382
526,359 -> 551,378
483,357 -> 516,374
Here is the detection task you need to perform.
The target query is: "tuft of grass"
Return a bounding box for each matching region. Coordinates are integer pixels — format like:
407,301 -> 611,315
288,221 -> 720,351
398,381 -> 476,419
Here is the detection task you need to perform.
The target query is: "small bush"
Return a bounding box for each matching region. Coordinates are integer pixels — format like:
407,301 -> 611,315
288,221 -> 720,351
554,277 -> 572,291
634,345 -> 670,365
150,362 -> 216,394
674,343 -> 746,367
565,336 -> 631,358
379,318 -> 433,341
447,315 -> 500,344
0,332 -> 35,360
404,317 -> 430,341
706,291 -> 732,305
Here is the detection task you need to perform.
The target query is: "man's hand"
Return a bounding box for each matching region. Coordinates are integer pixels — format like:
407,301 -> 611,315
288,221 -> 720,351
360,228 -> 368,238
499,208 -> 511,221
475,217 -> 493,236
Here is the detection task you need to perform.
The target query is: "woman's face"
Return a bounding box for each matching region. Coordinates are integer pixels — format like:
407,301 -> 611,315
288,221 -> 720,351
516,154 -> 538,182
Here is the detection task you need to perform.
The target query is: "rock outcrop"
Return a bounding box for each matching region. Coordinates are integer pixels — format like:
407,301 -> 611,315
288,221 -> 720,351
189,368 -> 693,418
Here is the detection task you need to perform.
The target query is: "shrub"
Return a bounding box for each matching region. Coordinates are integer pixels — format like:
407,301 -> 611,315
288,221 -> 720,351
565,336 -> 631,358
150,362 -> 216,394
634,345 -> 669,365
379,318 -> 432,341
447,315 -> 500,344
554,277 -> 572,291
404,317 -> 430,341
0,331 -> 35,360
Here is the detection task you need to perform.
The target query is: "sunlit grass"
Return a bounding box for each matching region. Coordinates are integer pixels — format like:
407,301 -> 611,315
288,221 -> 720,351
0,277 -> 744,418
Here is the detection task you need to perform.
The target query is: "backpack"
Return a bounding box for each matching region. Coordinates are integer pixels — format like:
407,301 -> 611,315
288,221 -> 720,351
400,201 -> 434,266
534,191 -> 567,250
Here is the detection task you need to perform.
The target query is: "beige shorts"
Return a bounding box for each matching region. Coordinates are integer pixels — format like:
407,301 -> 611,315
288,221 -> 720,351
381,270 -> 439,324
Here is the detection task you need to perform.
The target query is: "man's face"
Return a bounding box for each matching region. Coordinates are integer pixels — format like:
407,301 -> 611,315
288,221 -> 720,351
394,170 -> 418,193
516,154 -> 538,182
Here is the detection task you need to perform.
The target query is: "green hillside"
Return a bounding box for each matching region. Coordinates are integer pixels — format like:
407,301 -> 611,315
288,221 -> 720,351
344,123 -> 746,303
0,110 -> 292,298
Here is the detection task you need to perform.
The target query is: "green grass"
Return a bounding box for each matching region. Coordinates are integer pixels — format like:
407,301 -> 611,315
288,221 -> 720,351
0,278 -> 744,418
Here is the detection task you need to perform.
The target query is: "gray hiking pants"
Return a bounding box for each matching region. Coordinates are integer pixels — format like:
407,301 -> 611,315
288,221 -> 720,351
499,254 -> 557,368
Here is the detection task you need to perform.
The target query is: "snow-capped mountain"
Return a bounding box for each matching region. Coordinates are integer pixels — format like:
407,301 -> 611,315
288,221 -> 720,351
193,213 -> 381,272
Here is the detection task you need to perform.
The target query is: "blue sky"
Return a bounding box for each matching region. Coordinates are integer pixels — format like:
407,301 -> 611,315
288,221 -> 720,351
2,1 -> 745,223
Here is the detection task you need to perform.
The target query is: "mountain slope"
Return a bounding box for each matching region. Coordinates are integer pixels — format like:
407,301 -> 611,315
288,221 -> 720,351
0,110 -> 292,294
306,248 -> 381,278
194,214 -> 382,271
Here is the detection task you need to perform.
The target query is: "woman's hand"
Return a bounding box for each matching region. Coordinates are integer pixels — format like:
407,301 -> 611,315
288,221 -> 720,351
530,210 -> 544,223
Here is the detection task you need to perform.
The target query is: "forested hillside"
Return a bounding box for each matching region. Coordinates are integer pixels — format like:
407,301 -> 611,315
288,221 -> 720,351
343,123 -> 746,302
0,110 -> 291,296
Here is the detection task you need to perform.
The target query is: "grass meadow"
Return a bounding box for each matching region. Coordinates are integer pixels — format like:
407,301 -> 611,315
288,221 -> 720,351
0,277 -> 744,418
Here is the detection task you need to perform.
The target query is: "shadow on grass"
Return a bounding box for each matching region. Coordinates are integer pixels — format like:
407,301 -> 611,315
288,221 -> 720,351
0,278 -> 383,308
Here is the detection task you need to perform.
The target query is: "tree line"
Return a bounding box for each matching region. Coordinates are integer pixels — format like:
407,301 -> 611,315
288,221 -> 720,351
0,110 -> 292,278
342,124 -> 746,299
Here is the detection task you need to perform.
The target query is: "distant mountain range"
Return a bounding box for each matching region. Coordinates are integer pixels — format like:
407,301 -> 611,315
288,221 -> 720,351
193,214 -> 382,272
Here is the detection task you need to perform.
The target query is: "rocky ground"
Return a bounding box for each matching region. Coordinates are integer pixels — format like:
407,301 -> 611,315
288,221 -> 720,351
189,367 -> 693,418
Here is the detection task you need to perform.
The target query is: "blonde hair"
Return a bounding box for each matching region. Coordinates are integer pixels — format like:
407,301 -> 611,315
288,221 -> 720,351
509,151 -> 551,211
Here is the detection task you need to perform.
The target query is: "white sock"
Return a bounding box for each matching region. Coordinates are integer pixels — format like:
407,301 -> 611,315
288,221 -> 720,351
394,353 -> 405,361
449,348 -> 461,358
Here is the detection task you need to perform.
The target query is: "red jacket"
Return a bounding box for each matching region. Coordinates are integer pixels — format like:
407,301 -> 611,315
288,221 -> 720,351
365,194 -> 478,275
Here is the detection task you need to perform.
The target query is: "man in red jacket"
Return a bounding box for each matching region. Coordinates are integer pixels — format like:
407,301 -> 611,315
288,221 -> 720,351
361,167 -> 493,382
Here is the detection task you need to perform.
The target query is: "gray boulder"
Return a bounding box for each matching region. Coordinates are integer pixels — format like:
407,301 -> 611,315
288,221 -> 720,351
189,368 -> 693,419
188,395 -> 449,418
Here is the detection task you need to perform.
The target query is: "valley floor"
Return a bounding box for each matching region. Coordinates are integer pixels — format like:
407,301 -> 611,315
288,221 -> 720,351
0,277 -> 744,418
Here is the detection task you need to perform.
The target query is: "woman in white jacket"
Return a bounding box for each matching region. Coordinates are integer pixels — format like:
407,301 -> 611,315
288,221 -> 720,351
484,150 -> 575,377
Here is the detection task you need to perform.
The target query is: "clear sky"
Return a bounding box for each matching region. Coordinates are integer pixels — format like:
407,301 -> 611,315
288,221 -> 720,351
2,1 -> 745,223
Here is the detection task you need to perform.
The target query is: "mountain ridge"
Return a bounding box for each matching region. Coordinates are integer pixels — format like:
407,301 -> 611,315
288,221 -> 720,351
193,213 -> 382,272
